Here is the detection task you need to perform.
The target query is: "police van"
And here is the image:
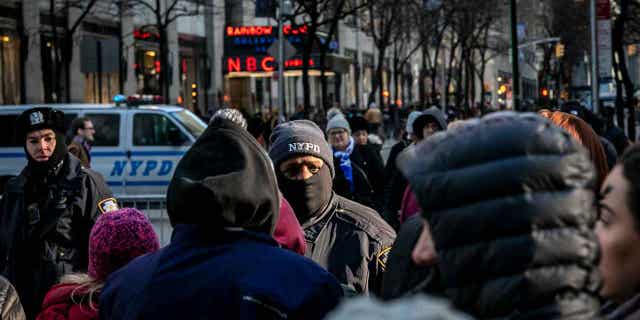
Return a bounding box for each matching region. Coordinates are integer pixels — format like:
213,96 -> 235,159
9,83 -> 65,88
0,99 -> 206,196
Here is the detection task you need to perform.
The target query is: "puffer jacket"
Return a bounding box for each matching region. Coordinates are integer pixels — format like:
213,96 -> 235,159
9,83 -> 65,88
397,112 -> 602,319
36,284 -> 98,320
0,275 -> 26,320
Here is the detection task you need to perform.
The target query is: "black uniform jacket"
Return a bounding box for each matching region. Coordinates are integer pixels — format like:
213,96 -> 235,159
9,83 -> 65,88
302,193 -> 396,295
0,155 -> 115,318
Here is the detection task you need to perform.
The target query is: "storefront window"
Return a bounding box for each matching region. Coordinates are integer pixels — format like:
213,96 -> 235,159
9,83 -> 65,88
136,49 -> 161,95
0,33 -> 20,104
84,73 -> 119,103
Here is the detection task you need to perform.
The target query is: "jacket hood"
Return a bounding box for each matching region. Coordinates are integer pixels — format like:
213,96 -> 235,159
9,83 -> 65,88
539,110 -> 608,186
273,195 -> 306,255
167,119 -> 280,235
421,107 -> 447,131
397,112 -> 601,319
406,111 -> 423,135
412,107 -> 447,139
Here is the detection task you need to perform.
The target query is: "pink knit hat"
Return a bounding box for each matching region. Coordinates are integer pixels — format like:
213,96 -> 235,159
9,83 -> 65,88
88,208 -> 160,281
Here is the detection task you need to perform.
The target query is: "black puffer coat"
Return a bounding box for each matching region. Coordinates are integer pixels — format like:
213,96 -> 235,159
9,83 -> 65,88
397,112 -> 602,319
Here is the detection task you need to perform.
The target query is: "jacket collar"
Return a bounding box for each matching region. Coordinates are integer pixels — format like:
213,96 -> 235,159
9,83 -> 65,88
170,224 -> 278,247
302,194 -> 338,243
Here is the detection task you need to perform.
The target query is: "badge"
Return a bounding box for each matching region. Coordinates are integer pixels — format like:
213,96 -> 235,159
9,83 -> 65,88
376,246 -> 392,271
30,111 -> 44,125
98,197 -> 120,214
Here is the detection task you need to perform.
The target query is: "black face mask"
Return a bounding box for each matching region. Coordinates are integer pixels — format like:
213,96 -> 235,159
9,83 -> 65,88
278,165 -> 333,224
25,132 -> 68,179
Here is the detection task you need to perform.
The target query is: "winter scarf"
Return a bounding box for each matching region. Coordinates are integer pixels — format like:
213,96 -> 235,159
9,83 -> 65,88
333,137 -> 355,192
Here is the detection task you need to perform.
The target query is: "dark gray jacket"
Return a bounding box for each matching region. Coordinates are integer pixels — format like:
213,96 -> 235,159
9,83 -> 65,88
0,155 -> 113,319
303,194 -> 396,295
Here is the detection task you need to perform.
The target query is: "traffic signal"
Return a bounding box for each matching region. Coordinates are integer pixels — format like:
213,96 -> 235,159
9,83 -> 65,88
555,43 -> 565,58
191,83 -> 198,108
497,84 -> 508,104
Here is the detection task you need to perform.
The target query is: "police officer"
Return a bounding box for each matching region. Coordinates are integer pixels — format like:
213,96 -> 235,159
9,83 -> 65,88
0,107 -> 117,319
269,120 -> 396,295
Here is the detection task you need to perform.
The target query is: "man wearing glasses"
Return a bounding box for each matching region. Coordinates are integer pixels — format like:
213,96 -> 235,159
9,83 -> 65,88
269,120 -> 396,295
68,117 -> 95,168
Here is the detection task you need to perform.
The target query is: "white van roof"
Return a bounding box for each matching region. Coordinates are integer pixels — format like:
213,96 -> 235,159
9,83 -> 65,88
0,104 -> 185,113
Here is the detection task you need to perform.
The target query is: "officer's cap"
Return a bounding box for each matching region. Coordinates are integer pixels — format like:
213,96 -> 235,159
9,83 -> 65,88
16,107 -> 65,138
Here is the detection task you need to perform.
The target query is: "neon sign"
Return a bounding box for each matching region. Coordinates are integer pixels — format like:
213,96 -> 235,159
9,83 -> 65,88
225,25 -> 308,37
134,29 -> 159,41
226,26 -> 274,37
226,56 -> 315,73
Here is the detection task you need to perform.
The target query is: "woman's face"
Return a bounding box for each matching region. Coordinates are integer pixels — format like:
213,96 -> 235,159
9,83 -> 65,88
596,165 -> 640,303
353,130 -> 368,146
328,128 -> 350,151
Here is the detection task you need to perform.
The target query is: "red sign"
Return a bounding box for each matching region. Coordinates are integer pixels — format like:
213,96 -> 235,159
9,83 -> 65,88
283,25 -> 308,35
225,25 -> 308,37
226,26 -> 274,37
226,56 -> 315,73
284,59 -> 314,68
597,0 -> 611,19
134,29 -> 159,41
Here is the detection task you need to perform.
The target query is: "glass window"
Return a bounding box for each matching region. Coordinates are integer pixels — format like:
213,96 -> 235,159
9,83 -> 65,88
0,35 -> 21,105
170,110 -> 206,138
0,115 -> 19,147
133,113 -> 188,146
84,113 -> 120,146
63,113 -> 78,136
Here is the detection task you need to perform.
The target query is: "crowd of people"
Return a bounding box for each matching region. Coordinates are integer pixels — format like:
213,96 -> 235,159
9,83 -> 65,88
0,101 -> 639,319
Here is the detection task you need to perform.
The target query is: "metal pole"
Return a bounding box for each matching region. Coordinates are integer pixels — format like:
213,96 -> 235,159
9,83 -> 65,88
355,13 -> 361,109
510,0 -> 520,111
590,0 -> 600,114
278,0 -> 286,121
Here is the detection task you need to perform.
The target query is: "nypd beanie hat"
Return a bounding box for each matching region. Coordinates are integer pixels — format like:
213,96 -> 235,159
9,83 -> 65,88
326,114 -> 351,135
269,120 -> 335,177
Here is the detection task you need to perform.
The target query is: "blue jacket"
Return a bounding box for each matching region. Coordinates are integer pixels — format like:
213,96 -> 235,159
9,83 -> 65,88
100,224 -> 343,320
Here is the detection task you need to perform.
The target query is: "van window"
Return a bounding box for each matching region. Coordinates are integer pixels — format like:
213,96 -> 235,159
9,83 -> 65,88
133,113 -> 188,146
0,115 -> 19,147
63,113 -> 77,135
170,110 -> 205,138
84,113 -> 120,146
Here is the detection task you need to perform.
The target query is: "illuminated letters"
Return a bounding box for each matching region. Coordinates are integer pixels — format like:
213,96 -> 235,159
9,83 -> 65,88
227,57 -> 241,73
247,56 -> 257,72
261,57 -> 275,72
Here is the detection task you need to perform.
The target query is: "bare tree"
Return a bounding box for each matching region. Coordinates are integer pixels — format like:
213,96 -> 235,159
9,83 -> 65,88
612,0 -> 640,140
390,1 -> 424,105
123,0 -> 203,102
365,0 -> 403,107
418,1 -> 453,106
288,0 -> 367,115
45,0 -> 98,102
537,0 -> 588,107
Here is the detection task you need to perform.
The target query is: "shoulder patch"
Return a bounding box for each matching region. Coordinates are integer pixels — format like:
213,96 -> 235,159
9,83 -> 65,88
98,197 -> 120,214
376,246 -> 392,271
